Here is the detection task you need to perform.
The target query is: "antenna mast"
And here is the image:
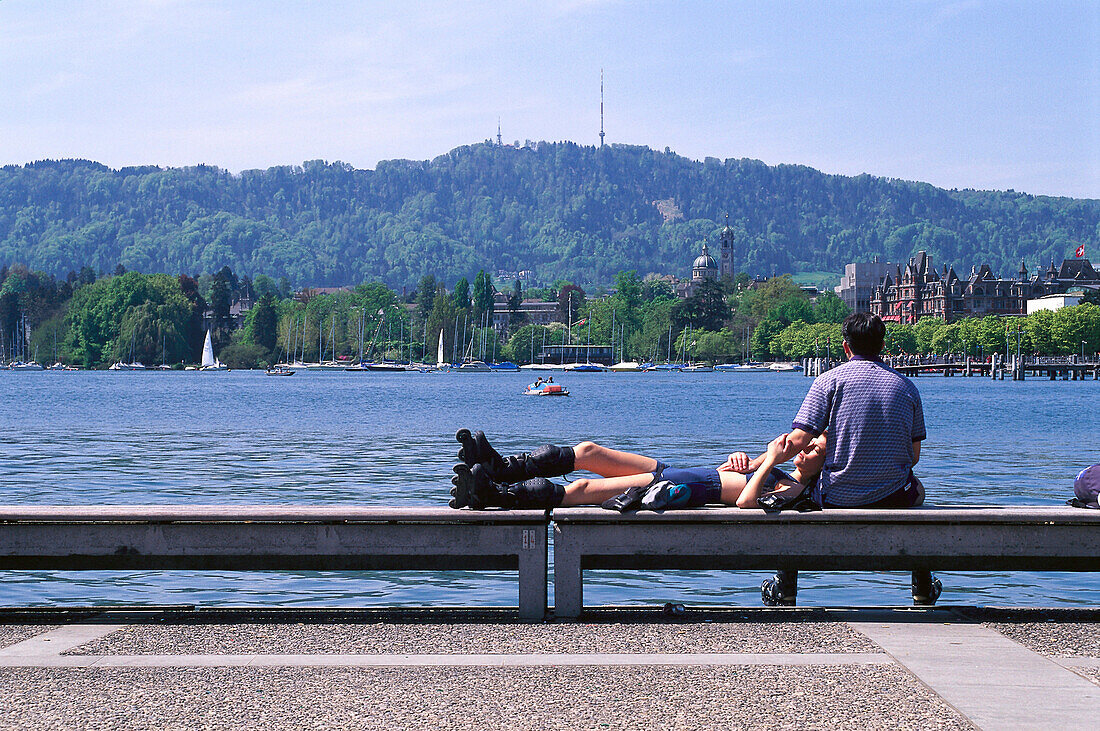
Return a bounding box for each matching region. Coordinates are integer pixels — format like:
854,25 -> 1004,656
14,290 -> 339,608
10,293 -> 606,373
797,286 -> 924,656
496,118 -> 502,146
599,69 -> 606,148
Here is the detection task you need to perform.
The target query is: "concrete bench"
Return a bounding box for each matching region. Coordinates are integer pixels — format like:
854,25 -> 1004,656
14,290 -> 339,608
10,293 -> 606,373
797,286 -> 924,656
551,505 -> 1100,617
0,506 -> 550,620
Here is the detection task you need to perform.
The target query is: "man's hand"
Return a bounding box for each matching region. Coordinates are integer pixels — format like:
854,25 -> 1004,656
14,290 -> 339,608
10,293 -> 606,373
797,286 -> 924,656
719,451 -> 752,473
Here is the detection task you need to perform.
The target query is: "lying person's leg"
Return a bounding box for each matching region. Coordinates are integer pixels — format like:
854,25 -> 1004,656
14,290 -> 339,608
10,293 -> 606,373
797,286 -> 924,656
451,463 -> 657,510
572,441 -> 658,478
456,429 -> 575,482
561,471 -> 657,506
456,430 -> 657,481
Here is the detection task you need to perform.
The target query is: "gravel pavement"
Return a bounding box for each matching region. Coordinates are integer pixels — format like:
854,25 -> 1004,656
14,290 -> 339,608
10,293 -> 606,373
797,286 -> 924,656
0,625 -> 53,649
0,664 -> 973,730
67,620 -> 878,656
985,622 -> 1100,658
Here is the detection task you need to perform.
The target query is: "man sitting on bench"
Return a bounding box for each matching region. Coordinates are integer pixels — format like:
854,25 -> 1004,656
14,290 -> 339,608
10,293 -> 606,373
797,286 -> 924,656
750,312 -> 937,606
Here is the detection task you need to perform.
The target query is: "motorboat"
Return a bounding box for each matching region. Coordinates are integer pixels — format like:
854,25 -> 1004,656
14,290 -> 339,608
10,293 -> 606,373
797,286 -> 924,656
47,362 -> 79,371
681,364 -> 714,372
489,361 -> 520,371
730,363 -> 772,373
519,363 -> 562,371
523,381 -> 569,396
645,363 -> 683,372
265,366 -> 295,376
608,361 -> 642,372
563,363 -> 604,372
769,362 -> 802,372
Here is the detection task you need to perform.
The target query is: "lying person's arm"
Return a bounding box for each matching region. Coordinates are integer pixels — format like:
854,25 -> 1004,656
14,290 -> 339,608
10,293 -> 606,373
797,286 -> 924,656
736,435 -> 790,508
720,428 -> 816,473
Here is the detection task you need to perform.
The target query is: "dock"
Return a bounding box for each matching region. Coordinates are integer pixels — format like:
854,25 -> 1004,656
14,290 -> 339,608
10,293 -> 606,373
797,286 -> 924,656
0,606 -> 1096,728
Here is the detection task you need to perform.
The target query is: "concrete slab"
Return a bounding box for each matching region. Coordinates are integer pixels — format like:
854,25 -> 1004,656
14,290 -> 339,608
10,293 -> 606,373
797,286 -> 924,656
854,620 -> 1100,729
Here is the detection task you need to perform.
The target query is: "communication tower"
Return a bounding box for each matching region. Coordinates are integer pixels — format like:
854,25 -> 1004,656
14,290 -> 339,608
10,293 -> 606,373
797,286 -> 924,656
599,69 -> 606,148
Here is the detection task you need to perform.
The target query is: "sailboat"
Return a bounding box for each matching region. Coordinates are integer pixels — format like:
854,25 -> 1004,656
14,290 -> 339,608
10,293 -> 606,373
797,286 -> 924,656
109,331 -> 146,370
199,329 -> 228,371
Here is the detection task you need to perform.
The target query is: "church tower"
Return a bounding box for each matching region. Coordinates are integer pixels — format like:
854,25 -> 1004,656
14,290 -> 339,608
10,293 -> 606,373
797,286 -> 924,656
719,213 -> 735,278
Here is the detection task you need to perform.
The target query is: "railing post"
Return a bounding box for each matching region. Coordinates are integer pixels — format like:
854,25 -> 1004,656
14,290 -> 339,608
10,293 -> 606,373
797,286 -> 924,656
517,524 -> 548,620
552,523 -> 583,618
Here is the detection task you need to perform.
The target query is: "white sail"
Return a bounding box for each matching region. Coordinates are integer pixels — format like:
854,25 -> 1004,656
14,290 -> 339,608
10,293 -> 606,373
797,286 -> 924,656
436,329 -> 445,364
201,329 -> 216,368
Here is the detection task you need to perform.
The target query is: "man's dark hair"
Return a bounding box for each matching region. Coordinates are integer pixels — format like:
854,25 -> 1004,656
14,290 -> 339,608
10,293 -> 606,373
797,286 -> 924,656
841,313 -> 886,358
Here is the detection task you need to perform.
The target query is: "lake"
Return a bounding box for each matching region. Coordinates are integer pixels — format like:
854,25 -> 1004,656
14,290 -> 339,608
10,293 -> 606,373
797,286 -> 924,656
1,368 -> 1097,608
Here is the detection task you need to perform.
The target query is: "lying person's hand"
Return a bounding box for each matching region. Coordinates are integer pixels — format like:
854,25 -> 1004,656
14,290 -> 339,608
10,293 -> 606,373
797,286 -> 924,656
718,451 -> 751,472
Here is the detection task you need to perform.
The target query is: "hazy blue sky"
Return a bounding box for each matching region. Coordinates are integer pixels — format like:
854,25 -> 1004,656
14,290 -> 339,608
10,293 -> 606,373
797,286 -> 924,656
2,1 -> 1097,197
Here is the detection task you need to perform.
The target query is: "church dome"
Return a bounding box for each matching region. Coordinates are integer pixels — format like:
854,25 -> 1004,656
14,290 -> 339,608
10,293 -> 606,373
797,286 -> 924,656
693,243 -> 717,270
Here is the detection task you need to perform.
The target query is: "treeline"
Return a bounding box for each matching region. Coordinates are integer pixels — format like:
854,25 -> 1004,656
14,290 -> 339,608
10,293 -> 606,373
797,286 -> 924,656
1,143 -> 1097,289
4,261 -> 1098,369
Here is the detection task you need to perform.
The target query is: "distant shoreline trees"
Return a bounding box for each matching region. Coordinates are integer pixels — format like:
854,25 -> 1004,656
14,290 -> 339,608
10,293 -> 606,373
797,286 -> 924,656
2,262 -> 1097,370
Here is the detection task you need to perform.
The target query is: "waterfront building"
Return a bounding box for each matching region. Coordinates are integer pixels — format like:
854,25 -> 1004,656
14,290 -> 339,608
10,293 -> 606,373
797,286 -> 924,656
870,250 -> 1100,324
1027,291 -> 1085,314
491,294 -> 559,332
676,242 -> 720,297
718,218 -> 735,279
835,256 -> 894,312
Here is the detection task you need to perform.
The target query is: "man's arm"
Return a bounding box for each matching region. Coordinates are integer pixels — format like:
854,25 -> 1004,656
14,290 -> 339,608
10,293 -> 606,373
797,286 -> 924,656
912,439 -> 921,465
718,428 -> 816,472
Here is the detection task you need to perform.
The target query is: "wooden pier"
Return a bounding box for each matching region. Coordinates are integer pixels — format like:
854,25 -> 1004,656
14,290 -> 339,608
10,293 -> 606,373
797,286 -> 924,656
802,355 -> 1100,381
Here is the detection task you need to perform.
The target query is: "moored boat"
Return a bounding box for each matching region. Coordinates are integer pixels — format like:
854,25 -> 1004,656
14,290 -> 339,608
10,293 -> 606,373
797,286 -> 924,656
199,329 -> 228,371
563,363 -> 604,372
608,361 -> 642,372
455,360 -> 491,372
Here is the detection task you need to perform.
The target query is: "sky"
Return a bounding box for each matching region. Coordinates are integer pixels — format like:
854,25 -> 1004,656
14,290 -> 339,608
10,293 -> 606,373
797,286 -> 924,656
1,0 -> 1097,198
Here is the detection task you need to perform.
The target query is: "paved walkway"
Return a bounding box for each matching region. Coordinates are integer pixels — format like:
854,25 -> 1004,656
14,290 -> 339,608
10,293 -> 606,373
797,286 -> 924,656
0,607 -> 1096,729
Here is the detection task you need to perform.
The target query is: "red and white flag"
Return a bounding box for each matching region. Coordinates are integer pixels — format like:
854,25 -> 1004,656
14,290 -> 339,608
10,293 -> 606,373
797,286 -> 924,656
1075,245 -> 1085,258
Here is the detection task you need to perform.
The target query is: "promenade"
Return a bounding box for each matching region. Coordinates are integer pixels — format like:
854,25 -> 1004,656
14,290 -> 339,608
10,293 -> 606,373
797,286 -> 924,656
0,607 -> 1096,729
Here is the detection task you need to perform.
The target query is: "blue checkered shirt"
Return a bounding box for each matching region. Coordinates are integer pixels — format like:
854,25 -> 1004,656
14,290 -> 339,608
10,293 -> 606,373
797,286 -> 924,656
792,356 -> 926,507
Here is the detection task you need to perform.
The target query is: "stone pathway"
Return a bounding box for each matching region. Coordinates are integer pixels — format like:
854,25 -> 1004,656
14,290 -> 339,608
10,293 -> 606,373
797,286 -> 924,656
0,608 -> 1096,729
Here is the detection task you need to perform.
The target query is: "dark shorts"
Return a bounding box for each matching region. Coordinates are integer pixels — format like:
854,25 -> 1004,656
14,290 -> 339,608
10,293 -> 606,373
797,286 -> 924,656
651,463 -> 795,507
653,462 -> 722,507
823,473 -> 924,509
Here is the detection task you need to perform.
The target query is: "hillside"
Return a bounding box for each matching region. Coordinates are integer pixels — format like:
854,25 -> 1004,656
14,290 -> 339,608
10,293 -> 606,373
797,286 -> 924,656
1,142 -> 1096,287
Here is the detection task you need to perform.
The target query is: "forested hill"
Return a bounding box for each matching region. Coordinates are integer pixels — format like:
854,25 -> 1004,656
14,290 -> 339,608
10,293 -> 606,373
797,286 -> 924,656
1,142 -> 1097,287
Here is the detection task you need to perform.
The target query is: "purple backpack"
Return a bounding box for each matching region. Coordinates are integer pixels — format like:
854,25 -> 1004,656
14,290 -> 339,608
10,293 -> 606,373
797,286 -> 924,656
1071,464 -> 1100,508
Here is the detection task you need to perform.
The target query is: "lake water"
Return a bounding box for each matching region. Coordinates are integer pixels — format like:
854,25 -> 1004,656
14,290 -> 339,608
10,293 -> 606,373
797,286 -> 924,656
2,369 -> 1098,608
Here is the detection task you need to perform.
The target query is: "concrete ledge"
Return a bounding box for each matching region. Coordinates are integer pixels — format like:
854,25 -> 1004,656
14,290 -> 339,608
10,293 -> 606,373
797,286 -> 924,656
552,506 -> 1100,617
0,507 -> 550,620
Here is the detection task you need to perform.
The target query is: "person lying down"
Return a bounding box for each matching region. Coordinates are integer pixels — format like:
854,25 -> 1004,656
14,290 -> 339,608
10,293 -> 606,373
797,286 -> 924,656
448,429 -> 826,512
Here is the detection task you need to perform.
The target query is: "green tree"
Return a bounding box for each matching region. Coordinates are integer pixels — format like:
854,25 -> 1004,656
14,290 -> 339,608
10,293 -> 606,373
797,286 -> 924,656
812,292 -> 851,323
671,279 -> 730,331
507,280 -> 526,328
452,277 -> 470,310
249,294 -> 279,351
471,269 -> 495,321
558,284 -> 586,324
